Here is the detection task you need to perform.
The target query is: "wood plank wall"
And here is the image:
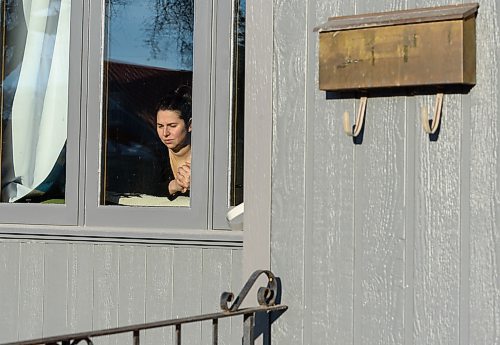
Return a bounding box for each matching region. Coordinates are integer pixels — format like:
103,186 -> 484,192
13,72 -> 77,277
0,241 -> 242,345
271,0 -> 500,344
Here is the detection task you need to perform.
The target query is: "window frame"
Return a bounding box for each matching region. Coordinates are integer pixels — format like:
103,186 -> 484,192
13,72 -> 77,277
84,0 -> 219,230
241,0 -> 272,277
0,0 -> 84,226
212,0 -> 239,229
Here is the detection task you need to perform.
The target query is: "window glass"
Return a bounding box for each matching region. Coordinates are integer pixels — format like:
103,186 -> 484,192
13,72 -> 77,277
1,0 -> 70,204
101,0 -> 194,207
230,0 -> 245,206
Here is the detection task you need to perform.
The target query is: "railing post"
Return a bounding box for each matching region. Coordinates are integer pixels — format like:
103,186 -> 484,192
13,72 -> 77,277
175,324 -> 182,345
133,330 -> 140,345
212,319 -> 219,345
243,313 -> 255,345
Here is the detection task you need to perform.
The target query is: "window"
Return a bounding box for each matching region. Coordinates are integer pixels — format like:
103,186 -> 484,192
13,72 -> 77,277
101,0 -> 194,207
0,0 -> 244,230
0,0 -> 81,225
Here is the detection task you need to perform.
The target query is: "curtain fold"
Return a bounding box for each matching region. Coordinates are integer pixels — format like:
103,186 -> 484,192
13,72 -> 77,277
2,0 -> 70,202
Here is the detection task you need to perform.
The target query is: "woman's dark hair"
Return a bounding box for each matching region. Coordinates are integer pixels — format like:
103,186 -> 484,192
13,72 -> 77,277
155,86 -> 192,126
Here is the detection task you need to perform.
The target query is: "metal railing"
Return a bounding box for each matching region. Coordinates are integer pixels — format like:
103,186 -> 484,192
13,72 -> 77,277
2,270 -> 287,345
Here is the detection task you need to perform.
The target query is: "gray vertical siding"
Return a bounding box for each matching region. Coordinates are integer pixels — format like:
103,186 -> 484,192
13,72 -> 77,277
413,0 -> 463,342
352,4 -> 406,344
271,0 -> 308,344
19,243 -> 45,340
469,0 -> 500,344
271,0 -> 500,345
309,1 -> 356,344
354,95 -> 406,345
0,241 -> 242,345
0,243 -> 20,341
144,246 -> 174,344
67,244 -> 94,335
173,247 -> 203,345
44,244 -> 71,337
93,245 -> 119,345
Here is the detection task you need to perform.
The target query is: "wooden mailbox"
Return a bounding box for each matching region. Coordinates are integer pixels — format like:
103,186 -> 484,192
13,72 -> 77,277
314,3 -> 479,92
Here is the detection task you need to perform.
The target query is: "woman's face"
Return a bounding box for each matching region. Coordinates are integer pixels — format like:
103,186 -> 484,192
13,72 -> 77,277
156,110 -> 192,152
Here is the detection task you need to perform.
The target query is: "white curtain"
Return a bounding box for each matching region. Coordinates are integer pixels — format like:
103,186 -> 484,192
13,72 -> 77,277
2,0 -> 70,202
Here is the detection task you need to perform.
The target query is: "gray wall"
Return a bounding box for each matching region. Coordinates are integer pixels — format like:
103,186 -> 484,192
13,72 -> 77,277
271,0 -> 500,344
0,240 -> 242,345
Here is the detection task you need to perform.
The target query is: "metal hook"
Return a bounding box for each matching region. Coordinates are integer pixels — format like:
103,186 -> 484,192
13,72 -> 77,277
343,96 -> 367,137
421,93 -> 444,134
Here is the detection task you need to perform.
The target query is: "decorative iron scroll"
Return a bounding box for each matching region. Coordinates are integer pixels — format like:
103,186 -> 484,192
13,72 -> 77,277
220,270 -> 278,312
46,338 -> 93,345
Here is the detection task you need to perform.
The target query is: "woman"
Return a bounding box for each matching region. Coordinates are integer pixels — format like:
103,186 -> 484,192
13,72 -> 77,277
155,88 -> 192,199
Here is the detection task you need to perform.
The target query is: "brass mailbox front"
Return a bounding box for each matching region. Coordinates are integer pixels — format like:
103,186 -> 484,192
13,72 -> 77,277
315,3 -> 478,91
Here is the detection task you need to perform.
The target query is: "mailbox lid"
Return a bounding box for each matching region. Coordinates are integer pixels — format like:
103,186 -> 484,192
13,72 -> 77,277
314,3 -> 479,33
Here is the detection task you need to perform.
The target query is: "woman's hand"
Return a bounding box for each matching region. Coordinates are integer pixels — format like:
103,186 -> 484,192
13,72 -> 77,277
176,162 -> 191,193
168,162 -> 191,195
